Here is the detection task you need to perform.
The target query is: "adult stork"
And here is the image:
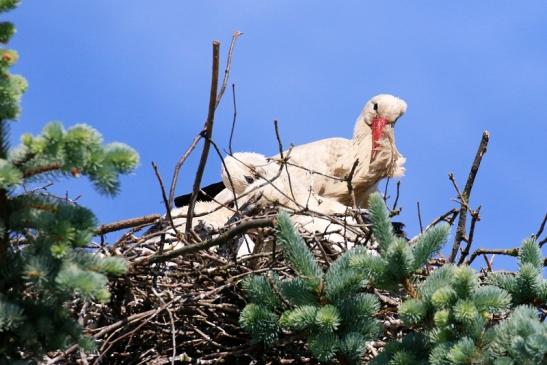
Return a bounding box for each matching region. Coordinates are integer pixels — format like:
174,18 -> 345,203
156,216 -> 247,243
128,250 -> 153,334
171,94 -> 407,240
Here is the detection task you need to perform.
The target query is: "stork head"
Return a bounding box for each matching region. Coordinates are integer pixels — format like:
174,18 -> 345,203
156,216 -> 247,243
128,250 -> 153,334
221,152 -> 270,195
354,94 -> 407,158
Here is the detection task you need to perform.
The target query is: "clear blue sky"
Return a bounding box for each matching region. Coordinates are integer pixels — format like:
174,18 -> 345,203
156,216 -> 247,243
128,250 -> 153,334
7,1 -> 546,270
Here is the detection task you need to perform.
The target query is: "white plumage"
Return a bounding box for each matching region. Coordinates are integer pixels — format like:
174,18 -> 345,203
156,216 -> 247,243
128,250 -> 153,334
167,94 -> 407,253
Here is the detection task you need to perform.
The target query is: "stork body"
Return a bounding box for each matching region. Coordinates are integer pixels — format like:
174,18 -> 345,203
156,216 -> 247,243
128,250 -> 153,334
223,94 -> 407,210
168,94 -> 407,253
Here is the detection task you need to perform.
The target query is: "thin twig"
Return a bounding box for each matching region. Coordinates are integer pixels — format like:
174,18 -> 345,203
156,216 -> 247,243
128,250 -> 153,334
465,247 -> 519,266
466,246 -> 547,267
152,162 -> 182,240
383,177 -> 390,202
346,160 -> 360,210
458,205 -> 481,265
133,217 -> 275,268
206,137 -> 240,214
274,120 -> 297,203
416,201 -> 423,233
168,134 -> 202,208
483,254 -> 494,272
215,31 -> 242,108
228,83 -> 237,155
152,288 -> 176,365
534,213 -> 547,240
96,214 -> 161,235
185,41 -> 221,234
408,208 -> 459,244
448,131 -> 489,263
390,181 -> 401,215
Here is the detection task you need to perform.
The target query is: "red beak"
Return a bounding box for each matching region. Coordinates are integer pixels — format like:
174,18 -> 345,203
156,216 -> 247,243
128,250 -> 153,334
371,116 -> 388,160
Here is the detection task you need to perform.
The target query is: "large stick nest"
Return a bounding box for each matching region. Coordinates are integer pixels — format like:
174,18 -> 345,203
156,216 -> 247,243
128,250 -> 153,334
48,206 -> 420,365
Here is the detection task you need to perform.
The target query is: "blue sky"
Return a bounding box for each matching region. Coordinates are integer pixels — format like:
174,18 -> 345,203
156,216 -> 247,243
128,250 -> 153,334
7,1 -> 546,269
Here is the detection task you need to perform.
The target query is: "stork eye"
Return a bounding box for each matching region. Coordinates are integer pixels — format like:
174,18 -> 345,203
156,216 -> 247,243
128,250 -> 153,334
244,175 -> 254,184
373,103 -> 379,111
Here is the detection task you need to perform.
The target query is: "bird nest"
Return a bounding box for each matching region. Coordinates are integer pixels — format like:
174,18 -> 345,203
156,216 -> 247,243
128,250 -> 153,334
46,206 -> 418,364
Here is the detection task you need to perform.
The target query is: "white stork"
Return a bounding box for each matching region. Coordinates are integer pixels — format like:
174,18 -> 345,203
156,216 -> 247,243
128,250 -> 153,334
168,94 -> 407,252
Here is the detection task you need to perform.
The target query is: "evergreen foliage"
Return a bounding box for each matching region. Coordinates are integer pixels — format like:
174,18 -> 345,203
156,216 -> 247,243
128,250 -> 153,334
350,193 -> 450,294
375,257 -> 546,365
240,201 -> 449,364
240,196 -> 546,364
486,305 -> 547,365
240,211 -> 381,364
487,237 -> 547,306
0,2 -> 139,361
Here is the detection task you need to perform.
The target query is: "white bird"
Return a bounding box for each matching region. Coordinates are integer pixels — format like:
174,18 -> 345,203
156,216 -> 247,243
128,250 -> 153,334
168,94 -> 407,253
223,94 -> 407,211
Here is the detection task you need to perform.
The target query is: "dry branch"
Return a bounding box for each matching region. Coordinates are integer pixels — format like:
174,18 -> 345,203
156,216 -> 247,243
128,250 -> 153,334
96,214 -> 161,235
185,41 -> 221,234
133,217 -> 275,268
465,246 -> 547,266
152,161 -> 182,240
448,130 -> 489,263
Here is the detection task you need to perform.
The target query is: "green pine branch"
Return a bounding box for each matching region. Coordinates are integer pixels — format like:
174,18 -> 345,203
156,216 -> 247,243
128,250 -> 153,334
0,3 -> 139,361
240,211 -> 381,364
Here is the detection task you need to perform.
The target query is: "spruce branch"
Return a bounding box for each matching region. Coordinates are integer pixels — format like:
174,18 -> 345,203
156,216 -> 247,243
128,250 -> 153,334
0,4 -> 138,360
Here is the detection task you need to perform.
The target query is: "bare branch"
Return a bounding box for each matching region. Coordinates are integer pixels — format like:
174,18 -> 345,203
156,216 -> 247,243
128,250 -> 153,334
483,253 -> 495,272
96,214 -> 161,235
152,162 -> 182,241
228,83 -> 237,155
206,137 -> 240,214
274,120 -> 297,203
168,32 -> 241,209
534,213 -> 547,240
185,41 -> 221,234
168,133 -> 202,208
457,205 -> 481,265
390,180 -> 401,216
465,247 -> 519,266
346,159 -> 360,210
382,177 -> 390,202
416,201 -> 423,233
465,246 -> 547,267
408,208 -> 459,244
133,217 -> 275,268
448,131 -> 489,263
215,31 -> 242,108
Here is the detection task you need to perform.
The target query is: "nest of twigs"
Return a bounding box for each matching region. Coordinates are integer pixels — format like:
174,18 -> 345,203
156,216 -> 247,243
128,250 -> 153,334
44,205 -> 422,365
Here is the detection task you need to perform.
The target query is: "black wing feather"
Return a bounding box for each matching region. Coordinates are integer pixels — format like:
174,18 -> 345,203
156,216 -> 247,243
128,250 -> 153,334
174,181 -> 226,207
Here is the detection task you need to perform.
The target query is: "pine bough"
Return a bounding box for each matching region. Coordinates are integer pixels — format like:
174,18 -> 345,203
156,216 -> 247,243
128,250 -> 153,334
0,1 -> 139,361
240,194 -> 547,364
